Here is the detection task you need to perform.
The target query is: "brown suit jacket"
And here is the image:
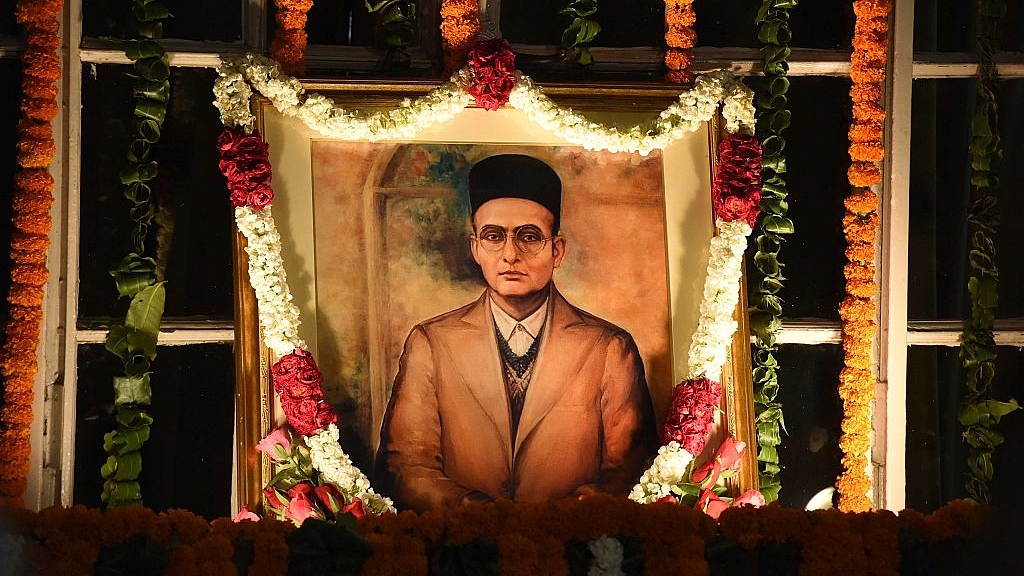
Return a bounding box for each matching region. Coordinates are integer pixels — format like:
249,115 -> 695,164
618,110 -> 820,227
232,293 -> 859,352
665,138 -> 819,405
375,286 -> 657,511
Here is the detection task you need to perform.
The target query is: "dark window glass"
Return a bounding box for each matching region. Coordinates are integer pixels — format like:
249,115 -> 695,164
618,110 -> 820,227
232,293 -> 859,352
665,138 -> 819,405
770,344 -> 845,510
915,1 -> 1024,52
0,60 -> 22,331
0,8 -> 19,36
79,65 -> 235,322
305,0 -> 377,46
747,76 -> 850,320
73,344 -> 236,518
696,0 -> 853,50
501,0 -> 663,48
905,346 -> 1024,513
908,78 -> 1024,321
83,0 -> 242,42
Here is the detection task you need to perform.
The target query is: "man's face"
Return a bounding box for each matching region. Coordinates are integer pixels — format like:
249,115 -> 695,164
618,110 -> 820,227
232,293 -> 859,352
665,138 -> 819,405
470,198 -> 565,300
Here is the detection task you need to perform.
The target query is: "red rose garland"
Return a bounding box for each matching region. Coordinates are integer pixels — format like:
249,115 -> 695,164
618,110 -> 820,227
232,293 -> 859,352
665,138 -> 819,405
466,39 -> 517,111
217,127 -> 275,210
271,348 -> 339,437
712,133 -> 763,227
663,376 -> 723,455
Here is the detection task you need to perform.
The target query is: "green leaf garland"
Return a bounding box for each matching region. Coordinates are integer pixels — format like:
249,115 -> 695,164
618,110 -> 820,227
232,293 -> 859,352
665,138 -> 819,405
749,0 -> 797,504
101,0 -> 171,508
958,0 -> 1018,505
559,0 -> 600,65
365,0 -> 418,67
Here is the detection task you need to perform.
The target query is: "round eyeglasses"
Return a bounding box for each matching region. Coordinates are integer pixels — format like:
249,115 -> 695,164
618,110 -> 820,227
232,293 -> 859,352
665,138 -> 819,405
472,225 -> 555,255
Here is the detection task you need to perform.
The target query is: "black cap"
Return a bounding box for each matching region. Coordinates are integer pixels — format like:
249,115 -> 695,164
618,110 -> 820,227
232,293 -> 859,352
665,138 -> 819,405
468,154 -> 562,232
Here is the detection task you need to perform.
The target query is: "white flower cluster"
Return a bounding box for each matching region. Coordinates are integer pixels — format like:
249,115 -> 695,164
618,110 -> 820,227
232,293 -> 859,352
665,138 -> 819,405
628,441 -> 695,504
233,206 -> 306,357
687,220 -> 753,382
213,66 -> 256,132
587,536 -> 626,576
509,71 -> 755,155
307,424 -> 395,515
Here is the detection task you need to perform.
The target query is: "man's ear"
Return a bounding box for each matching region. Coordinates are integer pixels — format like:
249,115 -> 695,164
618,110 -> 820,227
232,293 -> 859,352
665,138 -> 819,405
470,237 -> 483,266
551,236 -> 566,268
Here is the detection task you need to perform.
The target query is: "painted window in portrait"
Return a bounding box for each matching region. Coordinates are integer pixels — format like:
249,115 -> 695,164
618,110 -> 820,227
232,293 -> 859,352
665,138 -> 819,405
238,89 -> 749,510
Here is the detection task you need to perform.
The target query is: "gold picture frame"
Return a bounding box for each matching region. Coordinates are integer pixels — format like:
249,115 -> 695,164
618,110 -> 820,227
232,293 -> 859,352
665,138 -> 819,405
232,80 -> 756,510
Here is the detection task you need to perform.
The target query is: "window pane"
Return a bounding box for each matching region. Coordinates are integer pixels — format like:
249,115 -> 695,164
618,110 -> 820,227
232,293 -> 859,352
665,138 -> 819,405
501,0 -> 663,48
83,0 -> 242,42
73,344 -> 236,518
0,60 -> 22,330
771,344 -> 845,509
905,346 -> 1024,513
304,0 -> 377,46
79,65 -> 235,322
0,9 -> 19,36
747,77 -> 850,320
908,78 -> 1024,321
915,1 -> 1024,52
696,0 -> 853,50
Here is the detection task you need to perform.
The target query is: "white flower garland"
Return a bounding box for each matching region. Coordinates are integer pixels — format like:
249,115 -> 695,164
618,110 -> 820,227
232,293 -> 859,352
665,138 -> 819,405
306,424 -> 395,514
686,219 -> 754,382
628,441 -> 695,504
216,53 -> 757,512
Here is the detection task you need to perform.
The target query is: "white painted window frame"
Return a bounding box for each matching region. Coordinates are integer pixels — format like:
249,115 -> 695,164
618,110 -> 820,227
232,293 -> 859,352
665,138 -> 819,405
9,0 -> 1023,511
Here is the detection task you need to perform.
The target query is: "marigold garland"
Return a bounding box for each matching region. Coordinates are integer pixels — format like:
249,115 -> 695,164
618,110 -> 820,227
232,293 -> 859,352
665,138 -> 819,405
664,0 -> 697,84
0,0 -> 62,509
836,0 -> 891,514
440,0 -> 481,77
270,0 -> 312,76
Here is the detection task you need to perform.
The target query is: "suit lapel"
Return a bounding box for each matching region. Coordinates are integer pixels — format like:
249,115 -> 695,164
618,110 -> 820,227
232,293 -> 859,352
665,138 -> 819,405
437,292 -> 513,467
515,287 -> 592,454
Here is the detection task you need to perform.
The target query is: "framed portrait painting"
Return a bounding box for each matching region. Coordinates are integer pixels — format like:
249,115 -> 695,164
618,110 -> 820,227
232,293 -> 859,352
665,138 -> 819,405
232,81 -> 756,510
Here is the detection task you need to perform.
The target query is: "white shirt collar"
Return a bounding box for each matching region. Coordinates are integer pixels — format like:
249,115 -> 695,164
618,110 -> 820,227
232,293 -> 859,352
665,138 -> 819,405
488,295 -> 548,343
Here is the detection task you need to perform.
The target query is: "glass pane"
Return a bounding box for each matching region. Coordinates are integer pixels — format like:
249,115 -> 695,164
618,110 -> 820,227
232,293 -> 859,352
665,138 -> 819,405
73,344 -> 236,518
305,0 -> 377,46
770,344 -> 845,510
0,8 -> 19,36
82,0 -> 242,42
696,0 -> 853,50
905,346 -> 1024,513
501,0 -> 663,48
79,65 -> 235,322
747,77 -> 850,320
908,78 -> 1024,321
0,60 -> 22,329
915,1 -> 1024,52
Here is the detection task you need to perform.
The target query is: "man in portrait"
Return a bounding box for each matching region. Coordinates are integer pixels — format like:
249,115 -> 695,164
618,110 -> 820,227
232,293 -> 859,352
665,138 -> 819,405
375,153 -> 658,512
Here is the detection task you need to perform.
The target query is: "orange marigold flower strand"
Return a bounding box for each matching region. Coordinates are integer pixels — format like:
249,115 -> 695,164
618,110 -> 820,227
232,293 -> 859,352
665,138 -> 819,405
664,0 -> 697,84
440,0 -> 481,77
1,0 -> 62,509
837,0 -> 891,513
270,0 -> 313,76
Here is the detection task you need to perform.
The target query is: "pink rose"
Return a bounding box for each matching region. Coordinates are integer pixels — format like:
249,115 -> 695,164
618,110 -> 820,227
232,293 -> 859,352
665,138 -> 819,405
256,427 -> 292,460
341,498 -> 366,519
288,480 -> 317,499
286,490 -> 324,524
715,437 -> 746,470
732,489 -> 766,508
313,484 -> 345,514
232,506 -> 260,523
696,489 -> 730,519
690,459 -> 722,487
655,494 -> 678,504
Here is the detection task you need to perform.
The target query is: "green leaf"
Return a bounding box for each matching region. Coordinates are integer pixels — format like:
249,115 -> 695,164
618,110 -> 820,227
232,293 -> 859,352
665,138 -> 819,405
135,56 -> 170,82
762,214 -> 795,234
133,79 -> 169,103
105,325 -> 130,360
125,283 -> 165,360
134,98 -> 167,124
122,39 -> 165,60
110,253 -> 157,298
116,405 -> 154,428
986,398 -> 1020,421
103,426 -> 151,455
102,452 -> 143,481
102,480 -> 142,506
138,119 -> 161,143
113,374 -> 152,405
131,2 -> 171,23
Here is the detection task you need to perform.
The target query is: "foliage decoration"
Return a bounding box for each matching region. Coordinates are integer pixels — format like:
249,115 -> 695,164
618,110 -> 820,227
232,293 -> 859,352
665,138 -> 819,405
0,0 -> 63,508
958,0 -> 1019,505
664,0 -> 697,84
365,0 -> 418,67
559,0 -> 601,66
836,0 -> 890,513
100,0 -> 171,508
748,0 -> 798,505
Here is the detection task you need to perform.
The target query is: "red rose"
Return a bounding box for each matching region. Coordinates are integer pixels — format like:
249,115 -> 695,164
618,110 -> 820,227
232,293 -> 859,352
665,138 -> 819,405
217,126 -> 274,211
711,133 -> 763,227
697,489 -> 730,519
263,487 -> 288,512
216,126 -> 246,153
662,377 -> 722,455
313,402 -> 340,430
287,480 -> 317,499
283,398 -> 321,436
280,379 -> 321,402
229,187 -> 250,208
732,489 -> 765,509
341,498 -> 366,519
248,185 -> 275,210
313,484 -> 345,514
467,38 -> 517,111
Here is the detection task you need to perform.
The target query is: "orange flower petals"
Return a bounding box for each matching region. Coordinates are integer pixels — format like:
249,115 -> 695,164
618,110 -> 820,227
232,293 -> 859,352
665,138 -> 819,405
845,189 -> 880,215
849,141 -> 885,162
848,122 -> 883,143
853,0 -> 892,19
440,0 -> 480,75
17,137 -> 56,168
666,27 -> 698,50
665,49 -> 693,72
439,0 -> 476,18
850,82 -> 883,103
848,162 -> 882,187
664,0 -> 696,83
666,3 -> 696,27
270,0 -> 313,75
275,10 -> 307,30
665,70 -> 695,85
845,242 -> 876,264
853,101 -> 886,122
22,97 -> 59,121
